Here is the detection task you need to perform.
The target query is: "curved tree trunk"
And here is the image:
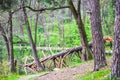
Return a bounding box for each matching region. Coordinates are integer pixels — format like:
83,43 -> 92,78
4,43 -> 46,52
67,0 -> 93,61
111,0 -> 120,79
88,0 -> 107,71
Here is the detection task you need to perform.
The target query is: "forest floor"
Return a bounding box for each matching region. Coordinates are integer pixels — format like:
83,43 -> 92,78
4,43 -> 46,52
20,57 -> 112,80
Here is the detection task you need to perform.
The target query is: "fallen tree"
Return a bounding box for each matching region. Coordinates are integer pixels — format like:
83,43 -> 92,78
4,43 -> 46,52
24,42 -> 93,73
24,38 -> 113,73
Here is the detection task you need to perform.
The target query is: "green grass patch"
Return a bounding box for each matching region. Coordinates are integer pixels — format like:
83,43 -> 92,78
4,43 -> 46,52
75,69 -> 111,80
1,71 -> 49,80
1,73 -> 20,80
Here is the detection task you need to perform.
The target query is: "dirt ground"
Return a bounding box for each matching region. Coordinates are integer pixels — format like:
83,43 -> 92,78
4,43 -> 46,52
34,58 -> 111,80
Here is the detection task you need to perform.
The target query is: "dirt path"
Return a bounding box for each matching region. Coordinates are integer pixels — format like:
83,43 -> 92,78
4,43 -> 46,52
35,62 -> 93,80
35,58 -> 111,80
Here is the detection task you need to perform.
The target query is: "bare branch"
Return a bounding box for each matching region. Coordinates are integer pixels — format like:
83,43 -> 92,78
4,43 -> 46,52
26,6 -> 70,12
12,6 -> 70,14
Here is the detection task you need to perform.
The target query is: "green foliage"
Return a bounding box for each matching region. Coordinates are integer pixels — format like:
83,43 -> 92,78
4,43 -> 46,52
1,73 -> 20,80
84,17 -> 92,42
101,0 -> 114,36
37,0 -> 52,4
70,53 -> 82,67
64,21 -> 80,47
12,20 -> 92,63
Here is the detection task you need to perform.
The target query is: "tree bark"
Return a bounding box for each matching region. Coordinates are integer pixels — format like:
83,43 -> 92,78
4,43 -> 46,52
111,0 -> 120,79
8,11 -> 16,72
21,1 -> 43,72
89,0 -> 107,71
67,0 -> 93,61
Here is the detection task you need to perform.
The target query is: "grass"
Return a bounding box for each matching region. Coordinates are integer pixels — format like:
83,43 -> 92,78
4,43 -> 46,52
75,68 -> 111,80
1,71 -> 49,80
1,73 -> 21,80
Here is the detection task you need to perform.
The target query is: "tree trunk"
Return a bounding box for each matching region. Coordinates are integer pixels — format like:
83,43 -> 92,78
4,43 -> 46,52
39,15 -> 48,47
81,0 -> 86,24
89,0 -> 107,71
34,13 -> 39,45
67,0 -> 93,61
0,25 -> 10,61
111,0 -> 120,79
21,1 -> 43,72
8,11 -> 16,72
0,40 -> 2,62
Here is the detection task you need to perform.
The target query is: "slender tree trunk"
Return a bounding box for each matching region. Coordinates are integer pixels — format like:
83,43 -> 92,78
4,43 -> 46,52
34,13 -> 39,45
89,0 -> 107,71
39,15 -> 48,47
8,11 -> 16,72
0,25 -> 10,61
68,0 -> 93,61
81,0 -> 86,24
21,1 -> 43,72
111,0 -> 120,79
34,3 -> 40,45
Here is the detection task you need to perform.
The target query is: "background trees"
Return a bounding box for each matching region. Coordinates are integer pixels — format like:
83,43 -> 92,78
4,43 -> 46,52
0,0 -> 19,73
0,0 -> 118,79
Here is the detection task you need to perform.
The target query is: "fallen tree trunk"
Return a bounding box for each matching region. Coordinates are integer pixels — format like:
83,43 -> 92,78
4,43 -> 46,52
41,42 -> 92,62
25,42 -> 92,71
